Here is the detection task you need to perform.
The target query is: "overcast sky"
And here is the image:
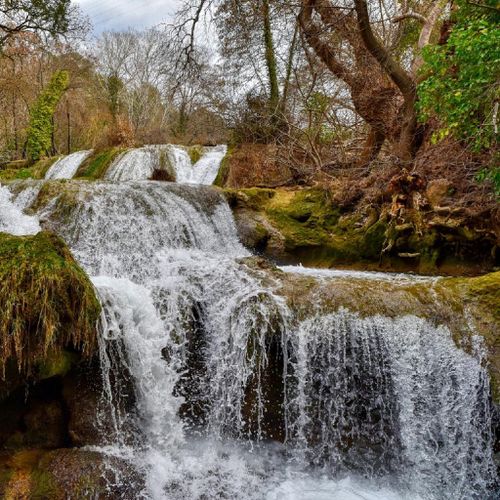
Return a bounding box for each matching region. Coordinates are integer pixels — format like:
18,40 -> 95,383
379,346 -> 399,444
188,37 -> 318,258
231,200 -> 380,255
75,0 -> 181,34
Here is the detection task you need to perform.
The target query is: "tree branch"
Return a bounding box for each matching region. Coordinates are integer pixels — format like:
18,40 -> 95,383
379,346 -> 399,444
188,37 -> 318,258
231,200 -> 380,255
392,12 -> 427,24
353,0 -> 415,98
298,0 -> 353,86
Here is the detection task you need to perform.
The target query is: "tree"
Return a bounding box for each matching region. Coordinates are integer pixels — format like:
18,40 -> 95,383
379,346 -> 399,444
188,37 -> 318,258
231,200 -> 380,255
174,0 -> 290,125
0,0 -> 84,50
26,69 -> 69,161
418,0 -> 500,151
299,0 -> 449,165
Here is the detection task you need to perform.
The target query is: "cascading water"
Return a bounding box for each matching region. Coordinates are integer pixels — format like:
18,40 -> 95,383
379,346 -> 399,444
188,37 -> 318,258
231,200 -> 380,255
0,184 -> 40,234
44,150 -> 93,179
105,147 -> 164,182
172,145 -> 228,185
104,145 -> 227,185
7,177 -> 499,499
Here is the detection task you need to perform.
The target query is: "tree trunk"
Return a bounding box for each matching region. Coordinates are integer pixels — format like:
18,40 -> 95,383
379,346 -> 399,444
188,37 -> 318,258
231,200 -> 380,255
51,115 -> 56,156
66,104 -> 71,154
281,20 -> 299,115
354,0 -> 419,162
11,94 -> 18,157
358,127 -> 386,168
261,0 -> 280,112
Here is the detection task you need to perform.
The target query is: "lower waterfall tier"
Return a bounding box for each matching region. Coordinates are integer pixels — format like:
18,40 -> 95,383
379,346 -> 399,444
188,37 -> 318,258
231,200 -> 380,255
0,180 -> 497,499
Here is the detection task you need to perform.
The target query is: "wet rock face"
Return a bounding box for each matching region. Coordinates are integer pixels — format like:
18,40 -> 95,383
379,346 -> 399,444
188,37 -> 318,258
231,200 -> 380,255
0,378 -> 68,451
0,449 -> 143,499
63,361 -> 108,447
226,186 -> 499,275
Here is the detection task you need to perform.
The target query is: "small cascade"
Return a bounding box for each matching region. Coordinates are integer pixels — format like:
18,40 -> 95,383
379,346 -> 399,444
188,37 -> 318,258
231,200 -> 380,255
18,178 -> 498,499
45,150 -> 92,180
105,147 -> 164,182
104,144 -> 227,185
0,184 -> 40,235
173,145 -> 228,185
287,311 -> 497,499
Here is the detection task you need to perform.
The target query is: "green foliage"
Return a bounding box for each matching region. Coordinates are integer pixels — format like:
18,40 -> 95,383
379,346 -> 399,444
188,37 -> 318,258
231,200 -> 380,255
0,1 -> 74,51
105,73 -> 123,120
188,145 -> 203,164
476,165 -> 500,195
0,157 -> 59,181
26,70 -> 69,162
418,2 -> 500,150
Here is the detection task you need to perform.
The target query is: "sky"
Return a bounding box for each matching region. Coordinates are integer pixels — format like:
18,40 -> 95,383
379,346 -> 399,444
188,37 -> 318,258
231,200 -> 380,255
75,0 -> 181,34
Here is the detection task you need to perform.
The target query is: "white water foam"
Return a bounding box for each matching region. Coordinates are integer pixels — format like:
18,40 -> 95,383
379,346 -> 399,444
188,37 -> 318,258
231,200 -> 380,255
279,265 -> 439,283
105,145 -> 227,185
172,145 -> 228,185
0,184 -> 40,235
105,147 -> 161,182
45,150 -> 93,179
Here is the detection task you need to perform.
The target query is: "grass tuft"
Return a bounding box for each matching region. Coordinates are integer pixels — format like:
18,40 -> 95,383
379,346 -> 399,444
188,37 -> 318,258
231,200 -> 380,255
0,232 -> 100,377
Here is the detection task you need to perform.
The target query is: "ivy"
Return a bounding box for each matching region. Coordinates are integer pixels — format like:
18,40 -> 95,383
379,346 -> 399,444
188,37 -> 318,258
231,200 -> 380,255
417,1 -> 500,151
26,70 -> 69,161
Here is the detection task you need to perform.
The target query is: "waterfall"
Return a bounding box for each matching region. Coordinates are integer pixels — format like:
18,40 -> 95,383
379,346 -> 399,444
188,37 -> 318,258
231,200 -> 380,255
105,147 -> 163,182
0,184 -> 40,235
11,178 -> 498,499
44,150 -> 92,179
287,312 -> 497,498
172,145 -> 228,185
105,145 -> 227,184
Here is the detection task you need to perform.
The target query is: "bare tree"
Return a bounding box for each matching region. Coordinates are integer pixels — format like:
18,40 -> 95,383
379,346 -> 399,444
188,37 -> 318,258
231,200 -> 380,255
299,0 -> 448,165
0,0 -> 86,50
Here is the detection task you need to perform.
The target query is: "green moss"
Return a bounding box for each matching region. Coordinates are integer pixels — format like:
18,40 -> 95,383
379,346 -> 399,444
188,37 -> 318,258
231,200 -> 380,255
36,351 -> 78,380
0,157 -> 59,181
264,189 -> 369,263
0,232 -> 101,377
362,219 -> 387,259
438,272 -> 500,401
188,145 -> 203,165
30,469 -> 60,498
75,148 -> 125,180
31,181 -> 81,224
228,187 -> 391,267
214,147 -> 233,187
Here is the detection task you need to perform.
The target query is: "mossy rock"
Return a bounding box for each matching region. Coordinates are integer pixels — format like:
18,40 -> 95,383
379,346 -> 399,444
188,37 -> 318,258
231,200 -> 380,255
228,187 -> 497,274
0,232 -> 100,380
438,272 -> 500,401
0,157 -> 59,181
213,146 -> 233,187
270,264 -> 500,402
0,449 -> 143,499
227,187 -> 388,267
75,148 -> 126,180
188,145 -> 204,165
31,181 -> 82,225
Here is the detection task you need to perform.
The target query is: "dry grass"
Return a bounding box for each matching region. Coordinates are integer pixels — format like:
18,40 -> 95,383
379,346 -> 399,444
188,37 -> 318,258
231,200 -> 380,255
0,232 -> 100,377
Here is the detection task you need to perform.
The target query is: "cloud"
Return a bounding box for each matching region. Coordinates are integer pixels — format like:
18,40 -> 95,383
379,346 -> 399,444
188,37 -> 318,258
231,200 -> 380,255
75,0 -> 181,33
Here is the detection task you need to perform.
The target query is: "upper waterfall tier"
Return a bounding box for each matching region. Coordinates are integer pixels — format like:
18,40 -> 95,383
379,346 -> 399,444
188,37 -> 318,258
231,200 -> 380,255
105,145 -> 227,185
38,181 -> 248,279
45,150 -> 93,180
174,145 -> 227,185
